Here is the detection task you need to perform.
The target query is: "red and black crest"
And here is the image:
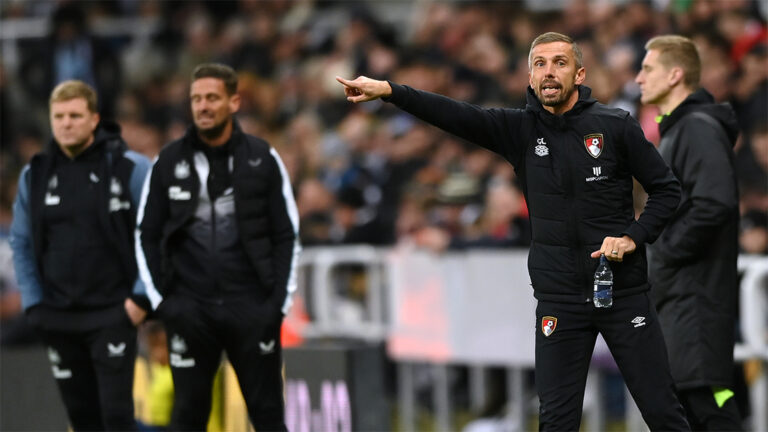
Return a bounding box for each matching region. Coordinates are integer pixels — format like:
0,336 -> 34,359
541,316 -> 557,337
584,133 -> 604,158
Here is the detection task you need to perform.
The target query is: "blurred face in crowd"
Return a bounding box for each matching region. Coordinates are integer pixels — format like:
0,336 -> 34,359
636,49 -> 674,107
50,97 -> 99,158
529,41 -> 585,114
751,129 -> 768,171
190,77 -> 240,143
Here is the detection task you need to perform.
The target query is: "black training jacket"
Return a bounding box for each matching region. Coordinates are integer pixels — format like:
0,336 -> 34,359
648,89 -> 740,389
136,123 -> 300,318
385,83 -> 680,303
10,121 -> 151,331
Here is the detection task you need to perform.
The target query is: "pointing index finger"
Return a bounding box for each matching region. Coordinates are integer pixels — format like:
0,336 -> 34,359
335,76 -> 353,86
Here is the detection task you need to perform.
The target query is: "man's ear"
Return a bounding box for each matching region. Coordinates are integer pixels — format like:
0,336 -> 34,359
229,93 -> 241,114
669,67 -> 684,87
90,112 -> 101,132
574,67 -> 586,85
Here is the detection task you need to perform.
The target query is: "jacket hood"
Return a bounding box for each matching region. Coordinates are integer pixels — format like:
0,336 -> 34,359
93,120 -> 127,151
659,88 -> 739,147
526,85 -> 598,129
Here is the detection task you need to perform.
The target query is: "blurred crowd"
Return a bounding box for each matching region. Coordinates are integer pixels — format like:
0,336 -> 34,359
0,0 -> 766,275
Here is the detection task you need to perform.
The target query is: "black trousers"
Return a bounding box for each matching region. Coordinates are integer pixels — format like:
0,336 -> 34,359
159,293 -> 286,431
40,319 -> 138,431
679,387 -> 743,431
535,292 -> 690,431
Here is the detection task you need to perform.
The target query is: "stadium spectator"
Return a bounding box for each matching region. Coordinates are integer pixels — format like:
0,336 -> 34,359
18,3 -> 121,120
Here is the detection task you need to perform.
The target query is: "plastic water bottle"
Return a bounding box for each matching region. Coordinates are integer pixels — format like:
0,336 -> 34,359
593,254 -> 613,308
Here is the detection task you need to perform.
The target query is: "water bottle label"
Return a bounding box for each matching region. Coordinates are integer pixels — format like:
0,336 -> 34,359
593,283 -> 613,308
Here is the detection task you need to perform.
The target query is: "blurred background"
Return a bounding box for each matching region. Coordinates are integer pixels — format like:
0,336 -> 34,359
0,0 -> 766,431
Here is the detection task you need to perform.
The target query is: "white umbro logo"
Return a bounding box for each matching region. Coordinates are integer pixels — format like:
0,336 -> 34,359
631,316 -> 646,328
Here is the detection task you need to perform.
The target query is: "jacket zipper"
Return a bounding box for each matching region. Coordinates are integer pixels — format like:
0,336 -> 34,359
560,130 -> 590,302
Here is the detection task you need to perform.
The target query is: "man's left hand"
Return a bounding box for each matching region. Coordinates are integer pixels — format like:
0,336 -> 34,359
591,235 -> 636,262
124,298 -> 148,326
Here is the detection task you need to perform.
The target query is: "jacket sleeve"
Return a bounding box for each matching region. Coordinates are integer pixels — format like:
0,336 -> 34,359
135,158 -> 167,310
385,82 -> 525,164
9,166 -> 43,311
656,115 -> 738,262
267,148 -> 301,316
621,114 -> 681,245
124,150 -> 152,311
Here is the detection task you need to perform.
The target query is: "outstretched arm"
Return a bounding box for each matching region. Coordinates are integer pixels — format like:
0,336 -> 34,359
336,76 -> 523,163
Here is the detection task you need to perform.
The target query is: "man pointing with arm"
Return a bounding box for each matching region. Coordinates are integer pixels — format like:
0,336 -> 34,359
338,32 -> 689,431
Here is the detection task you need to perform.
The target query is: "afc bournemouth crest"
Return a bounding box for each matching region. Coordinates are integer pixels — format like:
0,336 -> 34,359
542,316 -> 557,337
584,133 -> 604,158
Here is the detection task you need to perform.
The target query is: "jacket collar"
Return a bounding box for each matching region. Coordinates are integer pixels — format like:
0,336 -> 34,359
45,120 -> 126,161
185,119 -> 244,153
658,88 -> 739,145
525,85 -> 598,130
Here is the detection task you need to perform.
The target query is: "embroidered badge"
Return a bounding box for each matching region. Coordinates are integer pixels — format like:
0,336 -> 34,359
542,316 -> 557,337
110,177 -> 122,195
174,160 -> 190,179
584,133 -> 604,158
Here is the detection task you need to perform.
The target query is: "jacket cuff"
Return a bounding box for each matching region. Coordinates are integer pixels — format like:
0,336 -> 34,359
621,222 -> 649,247
382,81 -> 406,104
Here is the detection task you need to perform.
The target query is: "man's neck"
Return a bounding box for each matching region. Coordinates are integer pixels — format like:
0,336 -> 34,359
659,86 -> 693,116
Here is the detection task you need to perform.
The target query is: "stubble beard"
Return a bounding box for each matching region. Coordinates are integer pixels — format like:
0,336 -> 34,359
197,117 -> 229,141
538,84 -> 575,107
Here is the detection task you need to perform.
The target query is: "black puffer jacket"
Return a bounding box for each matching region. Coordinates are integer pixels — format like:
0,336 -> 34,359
136,123 -> 300,317
386,83 -> 680,303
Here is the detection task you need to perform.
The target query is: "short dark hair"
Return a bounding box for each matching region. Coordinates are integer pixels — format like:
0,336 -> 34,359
191,63 -> 238,95
529,32 -> 583,69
